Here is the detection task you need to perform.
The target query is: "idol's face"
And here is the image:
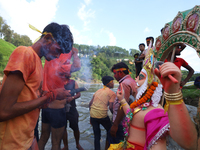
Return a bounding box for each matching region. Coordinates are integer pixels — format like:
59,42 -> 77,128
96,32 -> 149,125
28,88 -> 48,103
135,71 -> 146,89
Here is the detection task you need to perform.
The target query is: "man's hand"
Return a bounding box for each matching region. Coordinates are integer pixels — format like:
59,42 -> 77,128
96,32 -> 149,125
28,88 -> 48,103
55,88 -> 71,100
117,83 -> 124,101
154,62 -> 181,93
71,47 -> 78,55
110,124 -> 118,137
66,96 -> 74,103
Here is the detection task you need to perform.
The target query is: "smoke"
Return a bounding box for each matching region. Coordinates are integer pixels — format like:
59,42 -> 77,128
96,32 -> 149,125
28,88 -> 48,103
79,56 -> 92,89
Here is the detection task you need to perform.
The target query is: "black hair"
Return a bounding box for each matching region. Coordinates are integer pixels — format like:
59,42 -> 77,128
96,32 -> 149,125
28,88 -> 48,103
134,53 -> 139,58
111,62 -> 129,75
41,22 -> 73,53
160,28 -> 164,34
146,36 -> 154,44
102,76 -> 114,85
139,43 -> 145,47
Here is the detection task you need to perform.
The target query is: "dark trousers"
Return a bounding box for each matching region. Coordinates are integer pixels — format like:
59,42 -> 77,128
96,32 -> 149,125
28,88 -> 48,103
90,116 -> 111,150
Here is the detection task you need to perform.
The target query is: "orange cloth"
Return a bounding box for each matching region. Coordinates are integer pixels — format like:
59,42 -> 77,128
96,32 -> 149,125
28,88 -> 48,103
0,46 -> 43,150
42,52 -> 72,91
90,87 -> 116,118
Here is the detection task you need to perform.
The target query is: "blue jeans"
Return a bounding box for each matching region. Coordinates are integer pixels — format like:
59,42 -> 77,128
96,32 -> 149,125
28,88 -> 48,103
90,116 -> 111,150
107,123 -> 124,144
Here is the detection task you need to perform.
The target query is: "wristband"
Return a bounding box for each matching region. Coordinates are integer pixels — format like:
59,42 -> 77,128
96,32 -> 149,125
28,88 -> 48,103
120,98 -> 126,105
164,99 -> 183,113
45,90 -> 57,103
120,103 -> 127,109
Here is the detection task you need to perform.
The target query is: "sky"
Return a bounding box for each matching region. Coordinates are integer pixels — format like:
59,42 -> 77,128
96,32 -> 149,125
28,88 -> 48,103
0,0 -> 200,72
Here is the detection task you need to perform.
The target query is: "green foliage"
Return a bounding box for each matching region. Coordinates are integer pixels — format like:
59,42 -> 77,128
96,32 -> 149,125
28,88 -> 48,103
130,48 -> 140,57
12,33 -> 32,47
0,15 -> 32,47
182,85 -> 200,99
0,39 -> 16,74
181,70 -> 200,81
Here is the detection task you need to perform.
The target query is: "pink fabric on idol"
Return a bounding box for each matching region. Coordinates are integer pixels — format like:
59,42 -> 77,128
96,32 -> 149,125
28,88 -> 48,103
144,108 -> 170,150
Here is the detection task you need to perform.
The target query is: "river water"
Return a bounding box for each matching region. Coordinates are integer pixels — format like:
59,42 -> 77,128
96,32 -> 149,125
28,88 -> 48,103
38,83 -> 119,150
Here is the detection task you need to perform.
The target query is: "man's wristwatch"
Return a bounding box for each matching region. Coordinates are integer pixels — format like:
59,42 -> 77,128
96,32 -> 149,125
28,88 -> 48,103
72,96 -> 75,99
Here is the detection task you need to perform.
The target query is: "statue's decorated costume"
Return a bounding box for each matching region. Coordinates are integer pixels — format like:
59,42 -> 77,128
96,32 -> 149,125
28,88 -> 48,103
109,5 -> 199,149
108,43 -> 170,150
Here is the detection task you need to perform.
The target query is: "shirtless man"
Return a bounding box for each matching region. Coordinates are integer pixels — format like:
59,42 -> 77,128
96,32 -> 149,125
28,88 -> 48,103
38,47 -> 82,150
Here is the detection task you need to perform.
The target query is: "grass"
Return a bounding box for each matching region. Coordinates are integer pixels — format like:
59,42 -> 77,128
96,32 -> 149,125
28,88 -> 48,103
0,39 -> 16,56
0,39 -> 16,74
182,85 -> 200,99
182,85 -> 200,107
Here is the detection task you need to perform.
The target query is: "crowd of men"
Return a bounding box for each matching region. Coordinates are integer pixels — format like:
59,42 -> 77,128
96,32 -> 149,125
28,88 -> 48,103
0,22 -> 198,150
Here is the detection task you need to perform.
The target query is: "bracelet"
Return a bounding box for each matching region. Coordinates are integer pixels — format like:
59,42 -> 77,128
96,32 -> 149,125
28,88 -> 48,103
45,90 -> 57,103
120,98 -> 126,105
133,108 -> 141,115
120,103 -> 127,109
164,99 -> 183,113
164,91 -> 183,101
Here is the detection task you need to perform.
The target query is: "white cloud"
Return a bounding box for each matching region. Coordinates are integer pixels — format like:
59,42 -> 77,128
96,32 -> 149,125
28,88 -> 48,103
180,46 -> 200,72
144,27 -> 151,33
0,0 -> 59,42
87,39 -> 93,45
84,0 -> 91,5
77,3 -> 95,27
69,25 -> 83,44
70,25 -> 93,46
106,31 -> 116,46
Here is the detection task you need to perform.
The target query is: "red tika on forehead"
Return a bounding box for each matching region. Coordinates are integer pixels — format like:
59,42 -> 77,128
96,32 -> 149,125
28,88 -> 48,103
113,68 -> 132,74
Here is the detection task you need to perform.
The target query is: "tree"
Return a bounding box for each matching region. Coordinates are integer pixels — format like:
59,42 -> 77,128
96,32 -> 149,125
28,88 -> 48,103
0,16 -> 5,38
20,35 -> 32,46
130,48 -> 140,57
2,24 -> 12,42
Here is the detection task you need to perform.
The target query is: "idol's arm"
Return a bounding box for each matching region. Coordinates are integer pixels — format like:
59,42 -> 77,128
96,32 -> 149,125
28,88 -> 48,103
155,62 -> 197,150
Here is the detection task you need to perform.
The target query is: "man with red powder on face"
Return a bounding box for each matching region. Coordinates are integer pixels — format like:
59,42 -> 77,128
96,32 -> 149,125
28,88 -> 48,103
0,22 -> 73,150
107,62 -> 137,145
38,46 -> 82,150
164,43 -> 194,88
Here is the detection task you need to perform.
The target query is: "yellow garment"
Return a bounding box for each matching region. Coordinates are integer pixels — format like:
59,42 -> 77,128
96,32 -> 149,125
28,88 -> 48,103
90,87 -> 116,118
0,46 -> 43,150
108,141 -> 135,150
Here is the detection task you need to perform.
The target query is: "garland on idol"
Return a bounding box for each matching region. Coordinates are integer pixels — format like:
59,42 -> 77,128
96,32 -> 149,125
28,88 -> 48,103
121,82 -> 158,148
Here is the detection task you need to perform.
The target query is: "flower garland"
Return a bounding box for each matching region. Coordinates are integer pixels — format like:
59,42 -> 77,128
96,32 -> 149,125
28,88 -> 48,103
122,81 -> 158,148
130,82 -> 158,109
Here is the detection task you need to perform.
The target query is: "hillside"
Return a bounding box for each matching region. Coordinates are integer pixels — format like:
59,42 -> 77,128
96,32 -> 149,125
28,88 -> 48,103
0,39 -> 16,75
0,39 -> 16,56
